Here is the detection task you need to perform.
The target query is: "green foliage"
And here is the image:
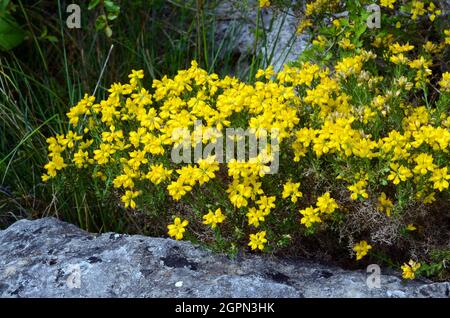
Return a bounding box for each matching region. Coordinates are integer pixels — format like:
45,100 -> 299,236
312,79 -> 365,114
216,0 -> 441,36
89,0 -> 120,37
0,0 -> 25,51
419,249 -> 450,280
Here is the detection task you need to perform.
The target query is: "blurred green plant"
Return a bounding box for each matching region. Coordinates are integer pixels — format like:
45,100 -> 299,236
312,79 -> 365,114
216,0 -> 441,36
0,0 -> 25,51
88,0 -> 120,37
418,249 -> 450,280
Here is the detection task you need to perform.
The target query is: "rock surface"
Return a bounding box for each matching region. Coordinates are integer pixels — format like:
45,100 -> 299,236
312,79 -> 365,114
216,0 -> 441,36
0,218 -> 448,298
215,0 -> 308,72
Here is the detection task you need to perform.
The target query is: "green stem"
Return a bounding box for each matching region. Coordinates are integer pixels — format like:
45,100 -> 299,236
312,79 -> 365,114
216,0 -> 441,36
249,7 -> 261,82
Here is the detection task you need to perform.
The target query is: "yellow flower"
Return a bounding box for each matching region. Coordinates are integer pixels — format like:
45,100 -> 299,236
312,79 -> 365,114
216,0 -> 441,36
445,29 -> 450,45
427,2 -> 441,22
380,0 -> 396,9
102,125 -> 123,143
72,150 -> 90,168
113,173 -> 135,189
305,0 -> 338,16
338,38 -> 355,50
167,217 -> 189,240
438,72 -> 450,92
377,192 -> 394,217
177,165 -> 198,186
65,131 -> 83,149
43,153 -> 67,178
203,208 -> 226,229
406,224 -> 417,231
401,260 -> 421,279
411,1 -> 426,20
226,178 -> 256,208
429,167 -> 450,191
297,19 -> 313,34
259,0 -> 270,8
412,153 -> 435,175
95,171 -> 107,181
417,191 -> 436,204
146,164 -> 172,185
256,195 -> 276,215
299,206 -> 321,228
389,42 -> 414,54
248,231 -> 268,251
128,69 -> 144,86
316,192 -> 338,214
93,143 -> 116,165
332,19 -> 341,28
423,41 -> 439,54
137,108 -> 162,129
408,56 -> 431,70
167,180 -> 192,201
353,138 -> 378,159
390,54 -> 409,65
282,180 -> 303,203
347,180 -> 369,200
227,185 -> 249,208
387,163 -> 412,185
353,240 -> 372,260
335,54 -> 366,78
66,94 -> 95,126
312,35 -> 326,48
395,76 -> 413,91
195,156 -> 220,185
246,207 -> 266,227
255,65 -> 275,80
108,82 -> 132,97
121,190 -> 140,209
127,150 -> 148,170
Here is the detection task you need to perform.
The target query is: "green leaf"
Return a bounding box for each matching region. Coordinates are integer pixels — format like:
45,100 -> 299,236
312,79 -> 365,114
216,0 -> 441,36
360,10 -> 370,22
354,22 -> 367,39
399,4 -> 411,14
40,26 -> 48,38
104,0 -> 120,13
88,0 -> 100,10
0,14 -> 25,51
107,12 -> 118,21
0,0 -> 10,13
324,51 -> 333,61
45,35 -> 58,44
94,14 -> 107,31
340,18 -> 350,27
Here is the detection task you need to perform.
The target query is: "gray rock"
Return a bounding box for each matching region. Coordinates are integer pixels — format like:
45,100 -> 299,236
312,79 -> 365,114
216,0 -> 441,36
0,218 -> 448,298
442,0 -> 450,12
215,0 -> 307,72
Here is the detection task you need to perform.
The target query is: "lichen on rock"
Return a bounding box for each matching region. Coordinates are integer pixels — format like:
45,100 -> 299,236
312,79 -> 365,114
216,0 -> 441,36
0,218 -> 448,298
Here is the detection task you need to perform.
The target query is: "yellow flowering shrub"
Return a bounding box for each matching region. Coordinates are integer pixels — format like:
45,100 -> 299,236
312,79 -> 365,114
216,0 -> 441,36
401,260 -> 421,279
42,0 -> 449,279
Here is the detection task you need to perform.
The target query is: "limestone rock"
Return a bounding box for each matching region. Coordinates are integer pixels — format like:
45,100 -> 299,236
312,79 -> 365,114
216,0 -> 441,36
0,218 -> 448,298
215,0 -> 307,72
